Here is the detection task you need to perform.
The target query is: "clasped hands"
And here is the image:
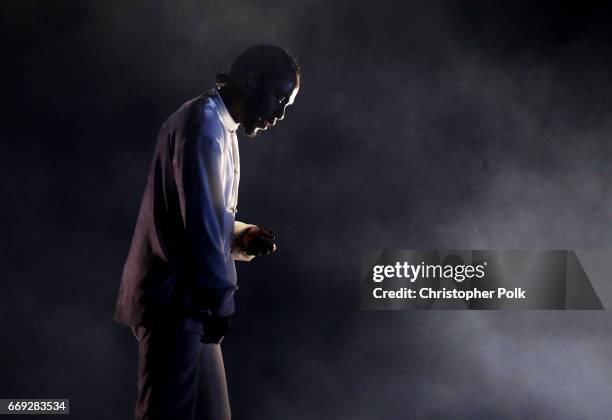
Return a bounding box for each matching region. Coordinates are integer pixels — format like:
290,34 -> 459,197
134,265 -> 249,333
235,226 -> 277,256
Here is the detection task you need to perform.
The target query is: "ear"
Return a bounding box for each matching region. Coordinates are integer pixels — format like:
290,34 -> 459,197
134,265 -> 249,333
242,71 -> 261,92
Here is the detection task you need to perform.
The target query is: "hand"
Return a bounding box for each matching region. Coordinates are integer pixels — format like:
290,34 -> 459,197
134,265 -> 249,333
238,227 -> 277,256
201,315 -> 231,344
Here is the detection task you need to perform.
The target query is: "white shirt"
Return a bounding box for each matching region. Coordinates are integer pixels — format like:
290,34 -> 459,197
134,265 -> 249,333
206,89 -> 255,261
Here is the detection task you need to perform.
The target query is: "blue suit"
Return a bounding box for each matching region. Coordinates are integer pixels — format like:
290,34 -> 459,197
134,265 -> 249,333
115,89 -> 254,328
114,89 -> 254,419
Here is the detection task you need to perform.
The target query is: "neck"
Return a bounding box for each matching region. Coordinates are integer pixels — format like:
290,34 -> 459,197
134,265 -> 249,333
217,85 -> 243,125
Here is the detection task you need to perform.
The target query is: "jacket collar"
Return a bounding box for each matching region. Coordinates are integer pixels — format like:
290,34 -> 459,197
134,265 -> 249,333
210,88 -> 240,133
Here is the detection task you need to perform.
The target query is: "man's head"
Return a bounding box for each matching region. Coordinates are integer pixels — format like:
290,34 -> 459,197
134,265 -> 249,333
217,45 -> 300,137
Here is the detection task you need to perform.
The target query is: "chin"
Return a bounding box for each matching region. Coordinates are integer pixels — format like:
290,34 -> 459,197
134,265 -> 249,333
242,118 -> 264,138
242,124 -> 259,137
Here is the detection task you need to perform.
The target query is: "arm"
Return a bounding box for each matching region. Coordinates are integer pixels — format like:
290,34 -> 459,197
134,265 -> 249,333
180,134 -> 235,317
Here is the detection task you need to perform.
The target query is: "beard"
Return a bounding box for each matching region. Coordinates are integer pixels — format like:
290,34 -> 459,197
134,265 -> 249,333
240,93 -> 268,138
241,120 -> 259,137
240,107 -> 263,137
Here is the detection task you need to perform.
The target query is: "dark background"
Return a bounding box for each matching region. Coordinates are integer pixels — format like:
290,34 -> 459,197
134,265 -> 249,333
3,1 -> 612,418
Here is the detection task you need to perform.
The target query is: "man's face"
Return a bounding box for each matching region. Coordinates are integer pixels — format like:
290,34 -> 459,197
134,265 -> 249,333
240,73 -> 300,137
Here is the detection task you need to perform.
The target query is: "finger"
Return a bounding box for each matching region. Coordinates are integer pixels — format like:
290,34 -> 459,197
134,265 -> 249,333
246,231 -> 273,244
261,236 -> 275,246
261,241 -> 274,255
262,241 -> 276,254
253,236 -> 274,249
256,230 -> 275,240
258,227 -> 275,238
247,237 -> 275,256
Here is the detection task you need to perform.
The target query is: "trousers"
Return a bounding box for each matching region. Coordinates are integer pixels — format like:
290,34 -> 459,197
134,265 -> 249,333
133,319 -> 231,420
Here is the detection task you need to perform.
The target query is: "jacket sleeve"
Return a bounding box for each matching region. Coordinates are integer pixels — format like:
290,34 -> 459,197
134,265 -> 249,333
180,134 -> 235,317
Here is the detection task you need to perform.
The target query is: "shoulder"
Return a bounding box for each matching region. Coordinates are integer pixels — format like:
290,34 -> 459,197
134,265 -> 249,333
165,91 -> 225,143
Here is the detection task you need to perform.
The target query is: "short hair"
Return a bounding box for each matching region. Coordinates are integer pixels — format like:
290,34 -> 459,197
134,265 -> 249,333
218,45 -> 299,87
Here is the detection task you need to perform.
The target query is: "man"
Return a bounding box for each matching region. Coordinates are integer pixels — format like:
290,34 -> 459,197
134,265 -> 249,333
114,45 -> 300,420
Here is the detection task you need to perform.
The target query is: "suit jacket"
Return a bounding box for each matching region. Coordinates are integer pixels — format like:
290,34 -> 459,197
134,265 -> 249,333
114,89 -> 255,328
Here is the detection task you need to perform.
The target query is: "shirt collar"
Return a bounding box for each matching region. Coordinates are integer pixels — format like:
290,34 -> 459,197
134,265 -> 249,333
210,88 -> 240,133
